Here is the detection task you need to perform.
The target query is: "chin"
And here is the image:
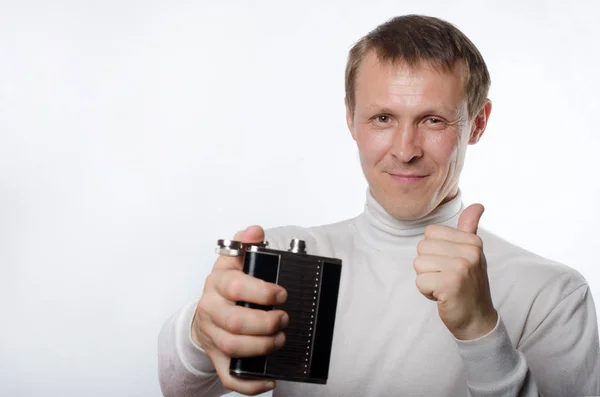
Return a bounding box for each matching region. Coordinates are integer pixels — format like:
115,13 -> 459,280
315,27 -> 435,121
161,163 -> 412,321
370,180 -> 442,220
377,191 -> 436,220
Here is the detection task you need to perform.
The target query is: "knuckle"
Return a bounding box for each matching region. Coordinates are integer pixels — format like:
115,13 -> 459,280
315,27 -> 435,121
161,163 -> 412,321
196,298 -> 216,324
415,274 -> 423,289
216,333 -> 236,356
257,279 -> 278,304
226,277 -> 245,301
424,225 -> 437,239
253,277 -> 266,291
413,256 -> 422,271
436,291 -> 448,302
416,239 -> 426,254
225,310 -> 244,334
214,255 -> 242,272
460,246 -> 479,264
258,279 -> 273,296
213,256 -> 227,270
423,226 -> 432,239
204,272 -> 217,288
467,246 -> 481,263
196,298 -> 208,315
415,274 -> 429,292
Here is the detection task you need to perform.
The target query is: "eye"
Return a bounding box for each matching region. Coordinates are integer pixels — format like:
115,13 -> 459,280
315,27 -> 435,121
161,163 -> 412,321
425,117 -> 442,124
375,115 -> 391,123
422,116 -> 448,130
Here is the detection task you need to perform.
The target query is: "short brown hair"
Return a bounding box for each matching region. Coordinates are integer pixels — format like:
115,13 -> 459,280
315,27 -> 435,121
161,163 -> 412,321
345,15 -> 491,119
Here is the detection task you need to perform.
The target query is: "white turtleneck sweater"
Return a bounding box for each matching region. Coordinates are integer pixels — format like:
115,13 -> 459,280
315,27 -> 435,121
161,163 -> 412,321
157,191 -> 600,397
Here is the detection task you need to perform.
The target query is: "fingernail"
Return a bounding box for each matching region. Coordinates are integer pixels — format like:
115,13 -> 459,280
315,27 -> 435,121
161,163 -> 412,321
280,313 -> 289,328
265,381 -> 275,390
274,332 -> 286,348
276,290 -> 287,305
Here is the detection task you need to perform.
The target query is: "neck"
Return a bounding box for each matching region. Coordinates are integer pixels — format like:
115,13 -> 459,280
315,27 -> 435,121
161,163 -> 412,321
354,188 -> 464,251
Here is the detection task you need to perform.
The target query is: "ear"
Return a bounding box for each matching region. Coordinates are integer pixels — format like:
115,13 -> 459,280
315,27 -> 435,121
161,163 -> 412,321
345,98 -> 357,141
469,99 -> 492,145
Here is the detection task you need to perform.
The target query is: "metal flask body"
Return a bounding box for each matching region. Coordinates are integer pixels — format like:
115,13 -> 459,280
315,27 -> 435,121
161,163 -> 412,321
227,239 -> 343,385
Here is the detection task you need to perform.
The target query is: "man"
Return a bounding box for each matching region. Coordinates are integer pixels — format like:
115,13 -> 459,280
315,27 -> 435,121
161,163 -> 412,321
157,14 -> 600,397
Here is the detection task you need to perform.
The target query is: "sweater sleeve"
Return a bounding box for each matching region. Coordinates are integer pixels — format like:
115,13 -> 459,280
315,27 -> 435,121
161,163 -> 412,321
454,282 -> 600,397
455,315 -> 539,396
157,299 -> 229,397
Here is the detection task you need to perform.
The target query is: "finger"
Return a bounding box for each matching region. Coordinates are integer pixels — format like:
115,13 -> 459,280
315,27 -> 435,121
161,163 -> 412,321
211,351 -> 276,395
417,239 -> 466,258
413,254 -> 444,274
457,204 -> 485,234
423,224 -> 483,246
210,325 -> 286,358
416,241 -> 481,271
214,225 -> 266,271
213,270 -> 288,306
213,254 -> 245,272
211,302 -> 289,336
233,225 -> 265,243
415,272 -> 440,301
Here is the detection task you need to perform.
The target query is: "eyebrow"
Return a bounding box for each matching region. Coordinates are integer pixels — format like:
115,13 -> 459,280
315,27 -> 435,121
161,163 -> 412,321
363,103 -> 463,119
362,105 -> 396,115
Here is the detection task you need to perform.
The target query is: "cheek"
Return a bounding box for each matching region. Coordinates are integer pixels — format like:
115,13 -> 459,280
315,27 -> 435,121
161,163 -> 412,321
356,128 -> 393,166
424,132 -> 461,167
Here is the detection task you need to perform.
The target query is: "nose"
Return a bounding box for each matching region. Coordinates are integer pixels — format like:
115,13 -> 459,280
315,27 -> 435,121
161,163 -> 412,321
391,123 -> 423,163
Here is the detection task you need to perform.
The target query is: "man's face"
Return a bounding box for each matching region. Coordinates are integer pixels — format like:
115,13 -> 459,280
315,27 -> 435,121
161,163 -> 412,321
346,50 -> 491,221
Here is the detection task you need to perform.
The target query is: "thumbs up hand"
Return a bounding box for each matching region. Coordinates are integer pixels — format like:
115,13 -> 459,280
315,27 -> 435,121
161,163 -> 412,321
413,204 -> 498,340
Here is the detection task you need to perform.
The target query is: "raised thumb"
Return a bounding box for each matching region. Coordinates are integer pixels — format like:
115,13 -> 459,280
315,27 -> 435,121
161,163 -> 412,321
457,204 -> 485,234
233,225 -> 266,243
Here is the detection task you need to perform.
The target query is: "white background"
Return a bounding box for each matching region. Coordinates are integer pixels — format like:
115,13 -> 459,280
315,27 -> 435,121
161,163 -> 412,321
1,1 -> 599,396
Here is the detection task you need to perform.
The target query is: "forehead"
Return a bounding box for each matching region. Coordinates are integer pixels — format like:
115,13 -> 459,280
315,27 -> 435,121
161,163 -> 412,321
353,50 -> 468,112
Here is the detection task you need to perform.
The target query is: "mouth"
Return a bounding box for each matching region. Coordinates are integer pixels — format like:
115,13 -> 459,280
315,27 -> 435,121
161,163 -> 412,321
387,172 -> 428,184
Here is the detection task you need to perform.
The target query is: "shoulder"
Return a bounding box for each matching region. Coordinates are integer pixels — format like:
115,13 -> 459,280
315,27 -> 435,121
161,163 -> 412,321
479,227 -> 588,305
479,229 -> 599,353
264,217 -> 358,255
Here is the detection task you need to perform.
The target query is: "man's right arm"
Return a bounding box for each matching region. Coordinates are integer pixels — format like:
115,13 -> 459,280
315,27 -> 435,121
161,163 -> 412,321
158,300 -> 228,397
157,225 -> 289,397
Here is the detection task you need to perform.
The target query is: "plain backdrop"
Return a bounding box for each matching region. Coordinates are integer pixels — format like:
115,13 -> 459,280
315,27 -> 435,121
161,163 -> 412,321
1,1 -> 599,396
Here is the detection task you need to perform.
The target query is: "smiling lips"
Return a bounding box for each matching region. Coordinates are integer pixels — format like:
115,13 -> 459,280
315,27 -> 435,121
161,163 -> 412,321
388,172 -> 428,184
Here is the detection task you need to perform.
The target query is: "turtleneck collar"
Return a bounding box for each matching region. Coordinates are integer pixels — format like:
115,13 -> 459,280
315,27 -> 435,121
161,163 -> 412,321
354,188 -> 464,250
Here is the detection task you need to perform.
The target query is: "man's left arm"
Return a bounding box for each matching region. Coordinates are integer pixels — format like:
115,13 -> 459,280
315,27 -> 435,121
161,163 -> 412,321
414,204 -> 600,396
455,281 -> 600,396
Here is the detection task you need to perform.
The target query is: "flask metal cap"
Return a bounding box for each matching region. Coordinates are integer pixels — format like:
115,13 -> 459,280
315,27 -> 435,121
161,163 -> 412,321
288,238 -> 306,254
215,239 -> 244,257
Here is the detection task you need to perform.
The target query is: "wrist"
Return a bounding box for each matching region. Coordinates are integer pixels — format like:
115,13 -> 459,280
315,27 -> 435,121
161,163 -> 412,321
173,300 -> 217,375
452,309 -> 498,341
190,312 -> 205,350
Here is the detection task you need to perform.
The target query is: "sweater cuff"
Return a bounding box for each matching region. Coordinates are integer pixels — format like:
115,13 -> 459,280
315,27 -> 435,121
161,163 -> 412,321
175,300 -> 218,376
454,315 -> 527,391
